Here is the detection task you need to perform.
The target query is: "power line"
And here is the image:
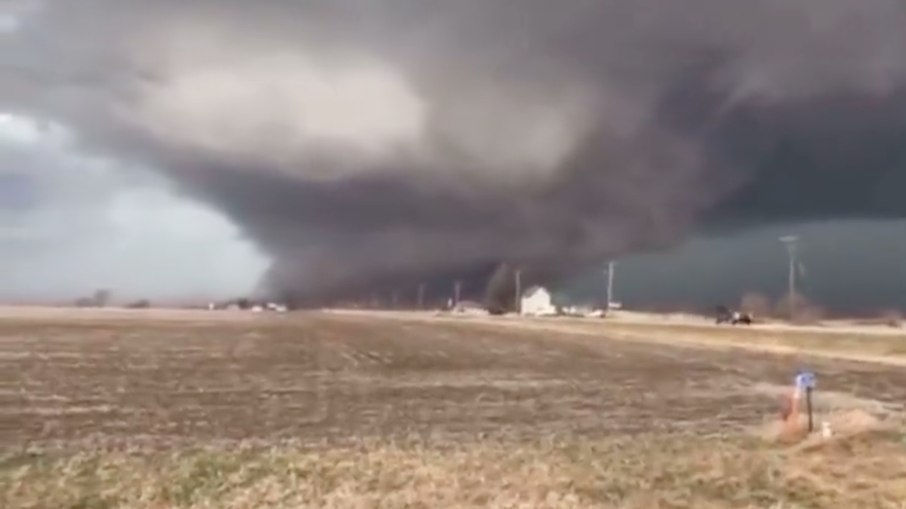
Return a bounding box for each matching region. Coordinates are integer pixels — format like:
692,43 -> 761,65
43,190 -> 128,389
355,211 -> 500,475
780,235 -> 799,321
417,283 -> 426,309
453,280 -> 462,308
514,267 -> 522,314
606,261 -> 615,310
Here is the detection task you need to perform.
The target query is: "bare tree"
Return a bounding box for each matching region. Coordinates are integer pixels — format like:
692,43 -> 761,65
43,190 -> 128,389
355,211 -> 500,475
74,297 -> 94,308
93,289 -> 111,308
127,299 -> 151,309
775,292 -> 824,325
878,309 -> 903,328
739,292 -> 772,318
484,263 -> 516,315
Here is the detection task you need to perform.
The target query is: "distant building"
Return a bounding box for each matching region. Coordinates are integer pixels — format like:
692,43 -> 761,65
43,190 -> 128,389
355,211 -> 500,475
207,298 -> 289,313
520,286 -> 557,316
562,305 -> 593,317
266,303 -> 288,313
454,300 -> 488,315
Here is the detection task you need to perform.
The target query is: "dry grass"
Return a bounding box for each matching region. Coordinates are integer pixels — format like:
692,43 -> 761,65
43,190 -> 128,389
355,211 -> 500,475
641,322 -> 903,347
852,310 -> 904,330
332,309 -> 906,363
438,317 -> 906,368
589,320 -> 906,361
4,430 -> 906,509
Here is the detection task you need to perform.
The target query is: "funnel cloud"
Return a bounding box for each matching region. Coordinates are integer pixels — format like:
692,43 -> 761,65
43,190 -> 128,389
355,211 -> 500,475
3,1 -> 906,304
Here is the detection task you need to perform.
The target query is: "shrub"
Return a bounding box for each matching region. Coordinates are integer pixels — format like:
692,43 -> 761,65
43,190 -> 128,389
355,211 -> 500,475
775,292 -> 825,325
739,292 -> 772,319
878,309 -> 903,328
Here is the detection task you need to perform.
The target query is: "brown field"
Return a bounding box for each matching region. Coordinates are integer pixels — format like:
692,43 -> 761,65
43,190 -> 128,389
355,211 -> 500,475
2,309 -> 906,508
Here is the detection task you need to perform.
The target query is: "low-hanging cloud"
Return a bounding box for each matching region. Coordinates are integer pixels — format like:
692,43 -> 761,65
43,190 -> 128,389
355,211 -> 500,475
0,112 -> 269,302
3,0 -> 906,303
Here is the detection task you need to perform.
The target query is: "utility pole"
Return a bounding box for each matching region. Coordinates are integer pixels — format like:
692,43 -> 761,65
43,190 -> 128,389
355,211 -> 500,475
605,261 -> 615,310
780,236 -> 799,321
453,280 -> 462,308
417,283 -> 426,310
514,268 -> 522,314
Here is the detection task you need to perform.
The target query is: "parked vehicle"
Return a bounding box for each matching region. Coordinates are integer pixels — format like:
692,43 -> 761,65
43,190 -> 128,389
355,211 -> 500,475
715,305 -> 753,325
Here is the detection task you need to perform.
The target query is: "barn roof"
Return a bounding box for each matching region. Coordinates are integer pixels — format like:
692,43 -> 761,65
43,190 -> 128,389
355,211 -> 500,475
521,286 -> 547,298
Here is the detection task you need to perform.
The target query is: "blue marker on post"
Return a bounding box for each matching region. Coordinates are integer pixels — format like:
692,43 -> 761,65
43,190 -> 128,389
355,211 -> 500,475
795,371 -> 817,432
795,371 -> 816,390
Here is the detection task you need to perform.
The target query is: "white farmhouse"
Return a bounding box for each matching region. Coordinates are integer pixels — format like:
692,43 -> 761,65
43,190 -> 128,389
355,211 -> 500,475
520,286 -> 558,316
266,302 -> 289,313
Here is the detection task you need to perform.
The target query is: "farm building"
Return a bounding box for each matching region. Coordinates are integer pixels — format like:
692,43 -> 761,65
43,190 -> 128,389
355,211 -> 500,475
453,300 -> 489,315
520,286 -> 558,316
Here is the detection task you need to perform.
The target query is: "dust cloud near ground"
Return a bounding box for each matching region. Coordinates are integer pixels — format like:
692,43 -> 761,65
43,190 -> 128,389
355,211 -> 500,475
2,310 -> 905,508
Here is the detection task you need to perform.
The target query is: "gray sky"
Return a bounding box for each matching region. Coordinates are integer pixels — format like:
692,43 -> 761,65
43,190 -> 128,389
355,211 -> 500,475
0,112 -> 268,303
566,220 -> 906,314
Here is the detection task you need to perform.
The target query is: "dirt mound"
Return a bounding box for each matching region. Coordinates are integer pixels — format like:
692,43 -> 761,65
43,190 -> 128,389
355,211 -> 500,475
829,408 -> 883,435
755,408 -> 885,445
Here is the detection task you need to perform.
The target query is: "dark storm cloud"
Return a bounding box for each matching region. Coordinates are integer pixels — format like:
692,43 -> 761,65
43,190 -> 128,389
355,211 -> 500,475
3,0 -> 906,302
567,220 -> 906,316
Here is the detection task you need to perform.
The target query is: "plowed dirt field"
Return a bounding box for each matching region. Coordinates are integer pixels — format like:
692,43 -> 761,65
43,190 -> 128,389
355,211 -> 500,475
3,311 -> 904,449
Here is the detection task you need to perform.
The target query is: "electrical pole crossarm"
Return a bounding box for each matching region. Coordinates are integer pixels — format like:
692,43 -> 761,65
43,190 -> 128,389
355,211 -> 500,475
780,235 -> 799,321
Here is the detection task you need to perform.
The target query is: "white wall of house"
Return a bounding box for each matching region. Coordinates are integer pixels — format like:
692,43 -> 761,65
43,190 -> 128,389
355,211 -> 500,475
520,287 -> 557,316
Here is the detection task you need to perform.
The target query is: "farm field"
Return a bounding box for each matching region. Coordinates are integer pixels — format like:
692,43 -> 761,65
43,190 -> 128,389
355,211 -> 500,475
2,310 -> 906,508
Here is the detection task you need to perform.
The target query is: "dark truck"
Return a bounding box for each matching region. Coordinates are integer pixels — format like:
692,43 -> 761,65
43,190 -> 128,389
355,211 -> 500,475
715,305 -> 753,325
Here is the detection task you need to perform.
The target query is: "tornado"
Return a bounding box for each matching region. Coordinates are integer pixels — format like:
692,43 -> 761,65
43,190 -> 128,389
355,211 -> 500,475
3,0 -> 906,304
